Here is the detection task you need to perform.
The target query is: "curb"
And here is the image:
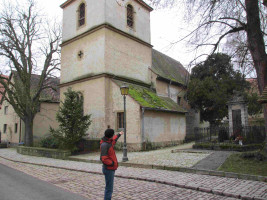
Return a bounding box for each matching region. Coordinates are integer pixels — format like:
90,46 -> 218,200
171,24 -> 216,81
0,155 -> 266,200
68,157 -> 267,183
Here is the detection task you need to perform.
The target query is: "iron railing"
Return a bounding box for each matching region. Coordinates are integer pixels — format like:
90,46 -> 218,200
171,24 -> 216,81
194,126 -> 266,144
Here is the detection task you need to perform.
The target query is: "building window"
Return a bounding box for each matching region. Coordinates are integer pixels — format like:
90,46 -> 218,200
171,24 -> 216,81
127,4 -> 134,28
177,96 -> 181,105
3,124 -> 7,133
117,112 -> 124,129
4,106 -> 8,115
78,3 -> 85,27
14,123 -> 18,133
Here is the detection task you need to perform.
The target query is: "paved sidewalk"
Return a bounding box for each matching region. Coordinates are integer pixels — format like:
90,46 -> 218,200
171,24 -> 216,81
71,142 -> 211,168
0,148 -> 266,199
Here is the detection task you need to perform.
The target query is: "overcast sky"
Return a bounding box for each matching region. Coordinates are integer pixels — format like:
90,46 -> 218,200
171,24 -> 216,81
0,0 -> 196,73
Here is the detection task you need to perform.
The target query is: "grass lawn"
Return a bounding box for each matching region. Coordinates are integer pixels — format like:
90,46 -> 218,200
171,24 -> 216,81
218,153 -> 267,176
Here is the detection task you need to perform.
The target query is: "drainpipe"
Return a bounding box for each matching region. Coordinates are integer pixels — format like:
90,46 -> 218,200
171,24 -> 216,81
141,107 -> 145,150
19,118 -> 22,143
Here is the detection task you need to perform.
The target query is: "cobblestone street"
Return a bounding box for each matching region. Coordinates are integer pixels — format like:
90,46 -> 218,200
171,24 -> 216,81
0,149 -> 266,200
0,157 -> 236,200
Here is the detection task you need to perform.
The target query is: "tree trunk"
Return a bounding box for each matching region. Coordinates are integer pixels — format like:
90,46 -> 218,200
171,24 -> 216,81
24,117 -> 34,146
245,0 -> 267,152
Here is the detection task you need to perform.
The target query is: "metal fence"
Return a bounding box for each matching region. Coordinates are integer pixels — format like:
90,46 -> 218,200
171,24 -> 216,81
194,126 -> 266,144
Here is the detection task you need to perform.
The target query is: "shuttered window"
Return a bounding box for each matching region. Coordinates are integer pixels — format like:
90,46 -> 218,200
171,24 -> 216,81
127,5 -> 134,28
78,3 -> 85,27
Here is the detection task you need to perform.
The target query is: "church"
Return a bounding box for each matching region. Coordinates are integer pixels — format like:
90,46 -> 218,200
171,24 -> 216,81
59,0 -> 196,151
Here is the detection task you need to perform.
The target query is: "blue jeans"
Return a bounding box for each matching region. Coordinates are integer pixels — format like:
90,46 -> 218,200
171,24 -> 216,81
102,167 -> 115,200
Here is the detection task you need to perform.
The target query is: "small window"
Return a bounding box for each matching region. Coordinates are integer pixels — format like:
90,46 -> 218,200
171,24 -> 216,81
4,106 -> 8,115
15,123 -> 18,133
117,112 -> 124,129
3,124 -> 7,133
78,3 -> 85,27
127,4 -> 134,28
177,97 -> 181,105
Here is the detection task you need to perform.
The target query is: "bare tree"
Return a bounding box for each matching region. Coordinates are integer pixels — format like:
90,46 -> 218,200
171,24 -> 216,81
0,0 -> 61,146
147,0 -> 267,139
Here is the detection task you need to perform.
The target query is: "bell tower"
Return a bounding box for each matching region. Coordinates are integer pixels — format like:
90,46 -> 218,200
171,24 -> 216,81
60,0 -> 153,85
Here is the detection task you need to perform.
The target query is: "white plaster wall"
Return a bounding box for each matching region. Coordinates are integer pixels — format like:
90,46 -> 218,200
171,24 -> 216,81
169,84 -> 185,102
105,0 -> 151,44
144,111 -> 186,143
61,30 -> 106,84
156,80 -> 186,102
110,81 -> 141,144
105,29 -> 151,84
62,0 -> 105,41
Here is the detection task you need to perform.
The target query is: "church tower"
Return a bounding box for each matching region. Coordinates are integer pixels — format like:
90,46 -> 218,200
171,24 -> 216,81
60,0 -> 153,138
60,0 -> 153,84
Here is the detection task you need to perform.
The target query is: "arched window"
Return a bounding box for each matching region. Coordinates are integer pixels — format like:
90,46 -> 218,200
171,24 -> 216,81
127,4 -> 134,28
78,3 -> 85,27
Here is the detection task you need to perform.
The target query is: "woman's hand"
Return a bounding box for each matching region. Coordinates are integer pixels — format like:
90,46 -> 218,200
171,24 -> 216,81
119,131 -> 124,135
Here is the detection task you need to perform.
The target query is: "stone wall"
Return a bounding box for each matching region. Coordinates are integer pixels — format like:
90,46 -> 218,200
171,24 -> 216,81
17,146 -> 71,159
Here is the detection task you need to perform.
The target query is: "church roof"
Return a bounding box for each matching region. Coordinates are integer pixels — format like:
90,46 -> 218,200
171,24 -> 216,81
11,72 -> 60,103
113,79 -> 187,114
151,49 -> 189,86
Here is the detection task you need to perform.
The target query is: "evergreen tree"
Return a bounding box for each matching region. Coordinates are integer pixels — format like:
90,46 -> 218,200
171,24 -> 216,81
187,53 -> 248,125
50,88 -> 91,151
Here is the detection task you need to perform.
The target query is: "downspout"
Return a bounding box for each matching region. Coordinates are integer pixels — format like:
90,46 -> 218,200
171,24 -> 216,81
141,107 -> 145,150
19,118 -> 22,143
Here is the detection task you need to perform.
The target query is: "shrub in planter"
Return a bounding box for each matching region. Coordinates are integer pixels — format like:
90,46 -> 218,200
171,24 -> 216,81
40,135 -> 59,149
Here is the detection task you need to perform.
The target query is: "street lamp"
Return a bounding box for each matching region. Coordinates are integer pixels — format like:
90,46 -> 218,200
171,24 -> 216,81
120,84 -> 129,162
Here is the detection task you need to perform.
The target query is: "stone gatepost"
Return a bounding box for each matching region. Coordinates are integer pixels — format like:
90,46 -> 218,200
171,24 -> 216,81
227,92 -> 249,136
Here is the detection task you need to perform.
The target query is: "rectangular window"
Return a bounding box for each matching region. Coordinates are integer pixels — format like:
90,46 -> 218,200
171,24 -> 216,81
3,124 -> 7,133
4,106 -> 8,115
177,97 -> 181,105
117,112 -> 124,129
15,123 -> 18,133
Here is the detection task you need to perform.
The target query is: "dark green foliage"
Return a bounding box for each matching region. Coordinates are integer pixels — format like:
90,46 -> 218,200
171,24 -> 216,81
50,88 -> 92,152
193,142 -> 264,151
241,151 -> 266,161
40,135 -> 60,149
218,128 -> 229,142
188,53 -> 248,124
245,126 -> 266,144
245,92 -> 263,116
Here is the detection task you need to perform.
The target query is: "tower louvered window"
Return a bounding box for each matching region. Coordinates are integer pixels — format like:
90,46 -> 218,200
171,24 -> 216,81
78,3 -> 85,27
127,5 -> 134,28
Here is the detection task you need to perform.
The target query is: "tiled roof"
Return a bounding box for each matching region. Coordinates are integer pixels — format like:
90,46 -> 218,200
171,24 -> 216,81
12,72 -> 60,103
152,49 -> 189,86
0,75 -> 9,109
113,79 -> 187,113
258,86 -> 267,104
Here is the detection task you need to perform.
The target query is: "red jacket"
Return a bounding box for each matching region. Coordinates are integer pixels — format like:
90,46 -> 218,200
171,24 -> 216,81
100,134 -> 121,170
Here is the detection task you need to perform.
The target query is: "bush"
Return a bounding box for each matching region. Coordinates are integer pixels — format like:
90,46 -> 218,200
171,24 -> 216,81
245,126 -> 266,144
40,135 -> 59,149
241,151 -> 265,161
218,128 -> 228,142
